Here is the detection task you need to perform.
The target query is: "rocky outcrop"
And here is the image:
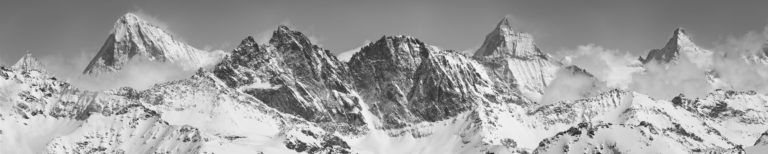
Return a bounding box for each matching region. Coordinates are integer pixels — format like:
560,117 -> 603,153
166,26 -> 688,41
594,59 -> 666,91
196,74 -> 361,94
213,26 -> 366,130
346,35 -> 433,128
407,50 -> 493,122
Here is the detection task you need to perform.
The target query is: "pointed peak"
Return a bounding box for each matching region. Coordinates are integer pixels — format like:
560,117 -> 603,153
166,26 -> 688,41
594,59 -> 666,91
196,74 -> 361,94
473,16 -> 542,58
116,13 -> 146,26
666,27 -> 694,49
240,36 -> 257,47
496,15 -> 515,31
12,53 -> 46,72
641,27 -> 702,64
121,13 -> 140,20
673,27 -> 687,36
269,25 -> 312,49
277,25 -> 291,31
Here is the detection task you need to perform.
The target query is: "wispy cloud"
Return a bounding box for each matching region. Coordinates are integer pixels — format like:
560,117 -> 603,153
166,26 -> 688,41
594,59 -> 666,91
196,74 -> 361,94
335,40 -> 371,62
554,44 -> 710,100
630,58 -> 711,99
128,7 -> 170,31
710,25 -> 768,93
558,44 -> 641,89
540,67 -> 606,105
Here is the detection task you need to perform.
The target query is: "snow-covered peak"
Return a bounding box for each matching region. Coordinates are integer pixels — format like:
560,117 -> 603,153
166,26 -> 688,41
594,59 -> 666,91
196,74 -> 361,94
495,15 -> 515,33
116,13 -> 144,27
641,27 -> 713,68
111,13 -> 157,42
473,16 -> 545,59
83,13 -> 209,75
669,27 -> 696,51
11,53 -> 46,72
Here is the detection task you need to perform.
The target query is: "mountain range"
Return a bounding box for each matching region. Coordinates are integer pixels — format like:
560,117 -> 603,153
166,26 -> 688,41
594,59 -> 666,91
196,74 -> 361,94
1,13 -> 768,154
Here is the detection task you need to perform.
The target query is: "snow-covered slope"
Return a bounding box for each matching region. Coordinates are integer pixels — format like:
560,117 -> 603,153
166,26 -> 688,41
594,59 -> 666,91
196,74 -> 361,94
0,54 -> 352,153
83,13 -> 214,75
532,89 -> 768,153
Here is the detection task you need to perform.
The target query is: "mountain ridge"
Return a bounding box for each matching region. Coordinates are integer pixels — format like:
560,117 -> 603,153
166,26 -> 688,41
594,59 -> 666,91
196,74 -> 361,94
2,14 -> 768,154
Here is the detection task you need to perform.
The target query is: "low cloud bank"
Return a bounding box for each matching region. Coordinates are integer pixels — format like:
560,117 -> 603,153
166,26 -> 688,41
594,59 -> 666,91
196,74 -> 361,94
40,49 -> 224,91
710,25 -> 768,93
72,59 -> 196,91
629,58 -> 712,99
540,66 -> 606,105
560,44 -> 641,89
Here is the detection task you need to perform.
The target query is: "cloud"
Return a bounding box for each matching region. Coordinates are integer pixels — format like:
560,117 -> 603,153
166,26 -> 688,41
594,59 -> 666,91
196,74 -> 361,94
629,57 -> 712,100
336,47 -> 361,62
0,77 -> 20,107
556,44 -> 710,100
709,25 -> 768,93
74,59 -> 196,91
197,49 -> 228,69
128,8 -> 170,30
40,50 -> 94,80
714,26 -> 768,56
540,67 -> 607,105
711,55 -> 768,93
335,40 -> 371,62
559,44 -> 642,89
40,50 -> 201,91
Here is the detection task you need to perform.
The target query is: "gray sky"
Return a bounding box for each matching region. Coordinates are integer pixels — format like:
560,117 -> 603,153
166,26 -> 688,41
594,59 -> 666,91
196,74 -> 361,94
1,0 -> 768,65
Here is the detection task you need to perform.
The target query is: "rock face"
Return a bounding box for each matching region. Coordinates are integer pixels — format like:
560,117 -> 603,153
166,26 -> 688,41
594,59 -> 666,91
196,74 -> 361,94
407,50 -> 493,122
755,131 -> 768,146
83,13 -> 210,75
473,16 -> 558,103
213,26 -> 366,130
347,35 -> 432,127
641,28 -> 713,68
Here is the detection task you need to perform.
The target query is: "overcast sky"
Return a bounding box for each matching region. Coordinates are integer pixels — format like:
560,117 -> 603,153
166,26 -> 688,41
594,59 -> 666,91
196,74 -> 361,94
1,0 -> 767,65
